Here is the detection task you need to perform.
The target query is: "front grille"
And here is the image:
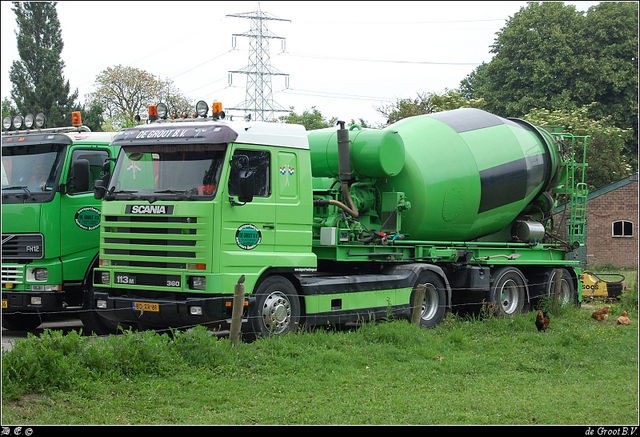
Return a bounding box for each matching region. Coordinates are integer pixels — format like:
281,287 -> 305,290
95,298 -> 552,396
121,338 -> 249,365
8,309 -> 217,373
1,233 -> 44,259
101,211 -> 206,289
2,264 -> 25,284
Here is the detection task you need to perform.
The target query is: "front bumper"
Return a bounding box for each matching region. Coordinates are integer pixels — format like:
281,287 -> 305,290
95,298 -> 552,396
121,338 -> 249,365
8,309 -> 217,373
2,289 -> 69,314
91,288 -> 247,330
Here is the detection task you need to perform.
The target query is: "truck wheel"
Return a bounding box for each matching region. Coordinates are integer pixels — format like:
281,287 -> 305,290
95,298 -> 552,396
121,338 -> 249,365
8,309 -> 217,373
546,268 -> 577,306
1,313 -> 45,331
79,288 -> 126,335
490,267 -> 526,316
245,276 -> 301,341
410,271 -> 447,328
79,310 -> 123,335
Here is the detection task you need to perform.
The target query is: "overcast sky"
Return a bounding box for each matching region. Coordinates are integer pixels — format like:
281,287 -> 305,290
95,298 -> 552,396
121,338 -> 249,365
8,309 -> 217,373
1,1 -> 601,126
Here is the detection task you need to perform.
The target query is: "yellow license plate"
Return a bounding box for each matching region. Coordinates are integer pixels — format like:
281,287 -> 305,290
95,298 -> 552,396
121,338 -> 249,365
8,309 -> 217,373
2,300 -> 7,309
133,302 -> 159,312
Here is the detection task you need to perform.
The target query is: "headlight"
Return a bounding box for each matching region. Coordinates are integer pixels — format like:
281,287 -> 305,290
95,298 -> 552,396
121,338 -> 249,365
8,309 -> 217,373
35,113 -> 47,128
100,271 -> 110,285
156,102 -> 168,119
195,100 -> 209,118
12,115 -> 24,130
24,113 -> 35,129
33,268 -> 48,281
190,276 -> 206,290
2,115 -> 12,130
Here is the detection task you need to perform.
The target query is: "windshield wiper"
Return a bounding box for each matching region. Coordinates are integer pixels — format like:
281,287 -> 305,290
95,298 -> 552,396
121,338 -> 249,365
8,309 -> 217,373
153,189 -> 187,194
112,189 -> 139,194
2,185 -> 35,200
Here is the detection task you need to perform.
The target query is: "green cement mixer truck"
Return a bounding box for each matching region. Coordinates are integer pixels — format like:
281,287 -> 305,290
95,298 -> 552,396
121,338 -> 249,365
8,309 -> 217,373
88,102 -> 587,339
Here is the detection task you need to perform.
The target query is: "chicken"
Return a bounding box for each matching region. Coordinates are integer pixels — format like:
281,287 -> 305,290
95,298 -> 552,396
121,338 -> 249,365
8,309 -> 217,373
617,311 -> 630,325
535,310 -> 546,332
543,311 -> 550,330
591,306 -> 610,322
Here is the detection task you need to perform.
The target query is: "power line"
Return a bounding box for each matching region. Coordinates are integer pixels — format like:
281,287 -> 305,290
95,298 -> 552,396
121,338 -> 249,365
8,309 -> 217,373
282,51 -> 482,66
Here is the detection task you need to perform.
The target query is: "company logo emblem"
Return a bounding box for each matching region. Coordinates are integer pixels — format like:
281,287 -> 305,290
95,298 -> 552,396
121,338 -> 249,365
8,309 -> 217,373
235,224 -> 261,250
125,205 -> 174,215
75,207 -> 101,230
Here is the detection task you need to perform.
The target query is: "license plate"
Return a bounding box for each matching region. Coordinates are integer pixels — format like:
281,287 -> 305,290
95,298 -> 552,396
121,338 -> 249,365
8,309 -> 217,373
2,300 -> 7,309
133,302 -> 159,312
115,274 -> 136,285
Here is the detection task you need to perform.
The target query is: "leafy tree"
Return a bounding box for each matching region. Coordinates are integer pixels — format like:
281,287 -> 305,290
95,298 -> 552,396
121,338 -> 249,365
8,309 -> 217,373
2,97 -> 18,121
9,1 -> 78,127
77,102 -> 105,132
376,89 -> 486,125
86,65 -> 190,130
582,2 -> 638,159
275,106 -> 338,130
461,2 -> 638,170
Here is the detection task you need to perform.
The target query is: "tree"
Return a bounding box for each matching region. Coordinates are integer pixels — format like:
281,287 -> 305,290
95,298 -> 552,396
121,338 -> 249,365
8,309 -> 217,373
9,2 -> 78,127
376,89 -> 486,125
274,106 -> 338,130
86,65 -> 191,130
461,2 -> 638,170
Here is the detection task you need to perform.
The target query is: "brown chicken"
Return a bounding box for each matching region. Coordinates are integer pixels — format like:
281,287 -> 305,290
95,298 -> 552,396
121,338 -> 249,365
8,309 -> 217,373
617,311 -> 630,325
591,306 -> 610,321
535,310 -> 546,332
543,311 -> 550,330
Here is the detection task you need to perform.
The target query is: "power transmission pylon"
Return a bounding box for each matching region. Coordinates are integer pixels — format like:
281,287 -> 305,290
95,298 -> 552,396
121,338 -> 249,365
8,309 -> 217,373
227,3 -> 290,121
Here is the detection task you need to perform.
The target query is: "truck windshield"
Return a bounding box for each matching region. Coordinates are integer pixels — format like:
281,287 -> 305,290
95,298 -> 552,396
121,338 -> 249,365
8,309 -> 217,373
106,143 -> 226,201
2,143 -> 65,201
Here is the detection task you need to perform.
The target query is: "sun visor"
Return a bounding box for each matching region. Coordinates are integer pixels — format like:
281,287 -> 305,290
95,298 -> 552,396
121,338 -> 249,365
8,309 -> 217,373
112,124 -> 239,146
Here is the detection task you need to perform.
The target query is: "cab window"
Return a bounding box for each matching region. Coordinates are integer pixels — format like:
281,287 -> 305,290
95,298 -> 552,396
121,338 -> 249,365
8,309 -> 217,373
228,149 -> 271,197
68,149 -> 110,194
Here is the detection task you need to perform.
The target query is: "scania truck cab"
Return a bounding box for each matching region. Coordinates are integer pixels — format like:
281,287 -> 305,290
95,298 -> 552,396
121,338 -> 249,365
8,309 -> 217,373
2,112 -> 119,332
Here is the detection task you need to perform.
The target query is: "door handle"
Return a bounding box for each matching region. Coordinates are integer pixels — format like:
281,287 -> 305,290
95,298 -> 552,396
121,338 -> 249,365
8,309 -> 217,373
263,225 -> 275,229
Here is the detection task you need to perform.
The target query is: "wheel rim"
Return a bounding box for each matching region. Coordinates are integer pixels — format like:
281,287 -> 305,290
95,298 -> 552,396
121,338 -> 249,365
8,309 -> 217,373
500,279 -> 520,314
261,290 -> 291,334
558,279 -> 572,304
421,283 -> 439,321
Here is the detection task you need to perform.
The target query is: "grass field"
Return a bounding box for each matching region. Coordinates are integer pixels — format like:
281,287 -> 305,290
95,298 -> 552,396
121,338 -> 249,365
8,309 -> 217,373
2,286 -> 638,425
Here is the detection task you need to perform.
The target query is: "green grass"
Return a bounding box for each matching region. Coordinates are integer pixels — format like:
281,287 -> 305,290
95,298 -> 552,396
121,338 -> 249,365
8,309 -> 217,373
2,302 -> 638,425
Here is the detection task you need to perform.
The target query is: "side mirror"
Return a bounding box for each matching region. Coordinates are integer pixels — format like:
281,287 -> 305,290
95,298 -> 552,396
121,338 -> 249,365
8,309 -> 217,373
94,179 -> 105,200
237,170 -> 254,203
73,159 -> 90,192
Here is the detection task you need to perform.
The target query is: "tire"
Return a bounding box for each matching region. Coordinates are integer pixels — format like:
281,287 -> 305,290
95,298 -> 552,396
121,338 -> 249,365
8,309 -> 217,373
546,268 -> 577,306
489,267 -> 526,316
244,276 -> 301,341
410,271 -> 447,328
79,310 -> 123,335
1,313 -> 46,331
79,288 -> 127,335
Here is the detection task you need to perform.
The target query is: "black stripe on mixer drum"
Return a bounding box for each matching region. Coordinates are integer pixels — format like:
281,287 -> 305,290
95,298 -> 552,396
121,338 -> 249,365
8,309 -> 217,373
478,155 -> 546,213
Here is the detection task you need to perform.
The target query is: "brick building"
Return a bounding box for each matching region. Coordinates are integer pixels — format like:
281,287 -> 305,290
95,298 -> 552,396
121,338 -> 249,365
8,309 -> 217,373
553,173 -> 638,268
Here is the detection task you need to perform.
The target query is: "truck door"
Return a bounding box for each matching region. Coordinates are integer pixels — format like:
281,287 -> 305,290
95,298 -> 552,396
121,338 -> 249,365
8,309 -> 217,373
274,150 -> 311,253
60,147 -> 111,281
220,147 -> 276,274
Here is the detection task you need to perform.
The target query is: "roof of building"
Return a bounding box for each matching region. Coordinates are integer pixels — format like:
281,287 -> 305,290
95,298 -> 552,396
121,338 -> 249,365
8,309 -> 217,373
552,173 -> 638,215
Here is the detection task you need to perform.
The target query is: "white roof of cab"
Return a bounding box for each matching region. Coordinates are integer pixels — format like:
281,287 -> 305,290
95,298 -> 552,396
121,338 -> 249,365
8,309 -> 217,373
64,131 -> 118,144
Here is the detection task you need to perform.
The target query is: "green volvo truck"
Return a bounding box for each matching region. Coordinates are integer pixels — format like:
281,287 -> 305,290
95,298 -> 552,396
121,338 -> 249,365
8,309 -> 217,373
2,112 -> 119,332
89,102 -> 587,340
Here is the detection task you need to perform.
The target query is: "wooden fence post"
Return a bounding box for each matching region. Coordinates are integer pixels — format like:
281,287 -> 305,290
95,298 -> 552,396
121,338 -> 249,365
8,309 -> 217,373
230,275 -> 245,345
552,269 -> 562,315
411,284 -> 426,326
